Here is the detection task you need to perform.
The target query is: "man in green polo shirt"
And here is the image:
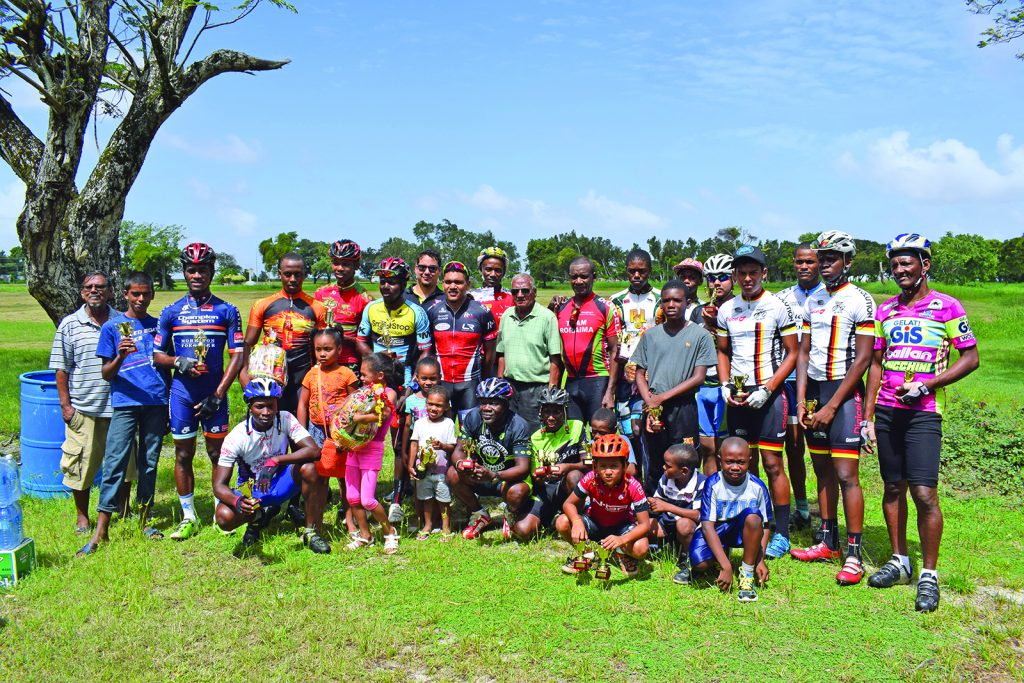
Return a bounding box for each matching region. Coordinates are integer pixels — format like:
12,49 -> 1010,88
496,274 -> 563,433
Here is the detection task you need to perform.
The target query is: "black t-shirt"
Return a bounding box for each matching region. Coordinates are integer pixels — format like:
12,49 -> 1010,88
459,408 -> 531,473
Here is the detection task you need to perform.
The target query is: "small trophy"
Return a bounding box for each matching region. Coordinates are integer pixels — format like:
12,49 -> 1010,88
416,444 -> 437,476
594,545 -> 612,581
323,297 -> 338,328
624,361 -> 637,383
706,281 -> 714,301
581,438 -> 594,466
904,369 -> 916,385
533,449 -> 558,478
457,438 -> 477,472
571,541 -> 592,572
193,329 -> 209,374
646,404 -> 664,430
116,321 -> 136,354
236,478 -> 261,511
803,398 -> 818,421
731,373 -> 749,401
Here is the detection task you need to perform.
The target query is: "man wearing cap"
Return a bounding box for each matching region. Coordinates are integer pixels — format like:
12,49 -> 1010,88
673,258 -> 705,321
469,247 -> 515,328
715,245 -> 799,560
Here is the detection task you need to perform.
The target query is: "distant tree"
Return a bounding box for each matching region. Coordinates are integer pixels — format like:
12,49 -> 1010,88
217,253 -> 243,276
968,0 -> 1024,59
296,239 -> 330,283
121,221 -> 184,289
851,239 -> 887,281
997,235 -> 1024,282
257,231 -> 300,273
931,232 -> 999,284
361,237 -> 419,279
412,219 -> 521,278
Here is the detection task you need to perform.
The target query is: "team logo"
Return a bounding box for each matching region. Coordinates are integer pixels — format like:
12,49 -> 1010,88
927,299 -> 943,310
434,323 -> 451,331
629,309 -> 647,326
831,301 -> 846,315
752,308 -> 768,321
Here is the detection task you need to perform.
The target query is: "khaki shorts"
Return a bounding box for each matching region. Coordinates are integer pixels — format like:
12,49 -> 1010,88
60,412 -> 137,490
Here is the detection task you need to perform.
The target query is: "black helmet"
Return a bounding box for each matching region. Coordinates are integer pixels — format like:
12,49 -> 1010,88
329,239 -> 362,260
180,242 -> 216,268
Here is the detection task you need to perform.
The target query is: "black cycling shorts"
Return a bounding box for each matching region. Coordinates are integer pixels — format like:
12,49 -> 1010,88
875,405 -> 943,487
805,379 -> 864,459
727,387 -> 787,452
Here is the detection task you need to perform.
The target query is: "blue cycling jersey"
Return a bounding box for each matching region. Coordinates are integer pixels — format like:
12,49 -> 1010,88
155,293 -> 243,397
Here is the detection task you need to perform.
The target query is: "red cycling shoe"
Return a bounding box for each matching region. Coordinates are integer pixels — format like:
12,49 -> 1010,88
836,556 -> 865,586
790,542 -> 841,562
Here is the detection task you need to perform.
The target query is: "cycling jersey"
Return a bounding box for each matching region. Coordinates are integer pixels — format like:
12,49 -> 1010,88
556,294 -> 621,379
218,411 -> 311,482
427,298 -> 497,383
458,408 -> 531,474
155,293 -> 244,398
609,287 -> 661,359
803,282 -> 875,381
469,287 -> 514,328
314,282 -> 374,366
572,470 -> 649,528
404,286 -> 444,313
873,291 -> 976,415
248,290 -> 326,377
530,420 -> 586,469
777,281 -> 825,383
698,471 -> 773,524
356,299 -> 431,383
716,289 -> 797,387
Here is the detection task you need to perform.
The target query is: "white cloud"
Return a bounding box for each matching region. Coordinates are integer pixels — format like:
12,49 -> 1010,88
162,133 -> 263,164
578,190 -> 664,228
217,206 -> 257,236
0,181 -> 25,249
737,185 -> 760,204
456,184 -> 571,231
854,131 -> 1024,202
466,184 -> 516,212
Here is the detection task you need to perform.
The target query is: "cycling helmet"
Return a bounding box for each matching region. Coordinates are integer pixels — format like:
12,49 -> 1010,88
813,230 -> 857,257
329,239 -> 361,261
374,256 -> 411,280
243,377 -> 283,403
475,377 -> 514,401
673,258 -> 704,276
591,434 -> 630,460
703,253 -> 733,275
886,233 -> 932,259
477,246 -> 508,270
180,242 -> 216,267
537,386 -> 570,407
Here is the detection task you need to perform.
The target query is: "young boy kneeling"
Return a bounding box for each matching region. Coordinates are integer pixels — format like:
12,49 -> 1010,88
649,443 -> 705,585
556,434 -> 650,578
689,437 -> 772,602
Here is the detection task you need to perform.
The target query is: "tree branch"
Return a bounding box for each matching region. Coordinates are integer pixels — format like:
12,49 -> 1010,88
179,49 -> 288,98
0,57 -> 62,109
0,92 -> 43,183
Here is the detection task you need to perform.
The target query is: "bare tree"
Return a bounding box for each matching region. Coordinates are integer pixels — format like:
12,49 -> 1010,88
0,1 -> 292,323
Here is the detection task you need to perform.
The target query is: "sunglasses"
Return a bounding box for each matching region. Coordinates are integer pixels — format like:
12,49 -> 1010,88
705,274 -> 731,283
443,261 -> 468,273
82,284 -> 109,291
416,264 -> 439,273
375,270 -> 400,279
568,302 -> 582,330
510,288 -> 532,296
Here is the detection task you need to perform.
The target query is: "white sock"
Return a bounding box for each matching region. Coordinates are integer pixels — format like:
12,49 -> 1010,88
740,562 -> 755,576
920,569 -> 938,583
179,494 -> 197,521
894,554 -> 911,573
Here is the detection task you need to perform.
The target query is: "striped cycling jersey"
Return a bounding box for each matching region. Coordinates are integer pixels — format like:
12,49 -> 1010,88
314,282 -> 374,365
556,294 -> 622,379
155,293 -> 244,397
716,289 -> 797,387
803,283 -> 875,382
609,287 -> 661,360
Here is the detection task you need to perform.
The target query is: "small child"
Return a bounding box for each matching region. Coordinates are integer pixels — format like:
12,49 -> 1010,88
649,443 -> 705,585
401,357 -> 444,530
689,436 -> 773,602
407,386 -> 457,540
556,434 -> 651,578
588,407 -> 638,478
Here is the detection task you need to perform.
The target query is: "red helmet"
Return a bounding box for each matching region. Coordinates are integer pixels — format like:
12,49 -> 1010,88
330,239 -> 361,261
180,242 -> 216,268
591,434 -> 630,460
374,257 -> 410,280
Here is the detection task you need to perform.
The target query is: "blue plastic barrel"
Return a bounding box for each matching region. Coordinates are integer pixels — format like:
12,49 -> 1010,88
18,370 -> 93,498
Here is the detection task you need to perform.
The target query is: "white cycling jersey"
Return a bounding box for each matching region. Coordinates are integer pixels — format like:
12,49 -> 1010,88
716,289 -> 797,387
803,282 -> 875,382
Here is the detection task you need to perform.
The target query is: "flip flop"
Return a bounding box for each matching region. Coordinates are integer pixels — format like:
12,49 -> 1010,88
75,542 -> 97,558
416,531 -> 431,541
75,526 -> 90,535
143,527 -> 164,540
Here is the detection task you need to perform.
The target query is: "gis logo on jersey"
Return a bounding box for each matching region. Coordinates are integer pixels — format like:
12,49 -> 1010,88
889,320 -> 923,345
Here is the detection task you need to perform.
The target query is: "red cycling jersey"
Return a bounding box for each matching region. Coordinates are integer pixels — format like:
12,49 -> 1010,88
556,294 -> 621,379
573,470 -> 649,528
427,298 -> 497,383
314,282 -> 374,365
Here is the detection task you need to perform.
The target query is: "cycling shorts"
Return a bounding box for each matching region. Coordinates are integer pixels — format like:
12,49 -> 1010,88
726,388 -> 787,451
783,380 -> 799,426
697,384 -> 727,438
528,478 -> 571,528
169,390 -> 229,440
230,464 -> 298,508
875,406 -> 943,487
580,514 -> 636,542
442,380 -> 477,420
688,508 -> 765,566
804,379 -> 864,459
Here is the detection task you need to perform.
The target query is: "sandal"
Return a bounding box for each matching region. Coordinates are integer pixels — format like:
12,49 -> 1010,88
416,530 -> 431,541
75,525 -> 90,535
75,542 -> 97,558
345,535 -> 375,551
143,527 -> 164,540
383,533 -> 400,554
438,532 -> 454,543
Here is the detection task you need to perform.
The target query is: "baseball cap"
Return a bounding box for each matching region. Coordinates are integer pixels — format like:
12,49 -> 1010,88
732,245 -> 767,267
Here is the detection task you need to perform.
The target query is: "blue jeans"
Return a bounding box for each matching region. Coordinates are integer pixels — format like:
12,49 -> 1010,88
98,405 -> 165,514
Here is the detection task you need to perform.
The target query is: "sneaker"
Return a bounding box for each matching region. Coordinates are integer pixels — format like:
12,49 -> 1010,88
791,542 -> 841,563
286,503 -> 306,527
737,573 -> 758,602
302,529 -> 331,554
868,558 -> 912,589
616,551 -> 639,578
461,511 -> 491,540
836,556 -> 865,586
672,566 -> 692,585
793,510 -> 812,530
915,575 -> 940,613
169,518 -> 198,541
388,503 -> 404,524
502,516 -> 512,540
241,523 -> 262,548
765,532 -> 791,559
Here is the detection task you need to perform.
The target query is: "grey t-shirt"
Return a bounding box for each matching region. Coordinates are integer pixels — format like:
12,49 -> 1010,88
630,322 -> 717,395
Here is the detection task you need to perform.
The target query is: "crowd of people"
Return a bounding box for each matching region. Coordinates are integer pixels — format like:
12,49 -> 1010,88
48,230 -> 978,610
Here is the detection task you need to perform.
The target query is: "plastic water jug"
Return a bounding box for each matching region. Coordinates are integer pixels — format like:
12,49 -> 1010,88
0,502 -> 23,550
0,455 -> 21,507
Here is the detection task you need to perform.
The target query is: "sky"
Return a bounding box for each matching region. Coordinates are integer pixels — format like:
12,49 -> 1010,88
2,0 -> 1024,272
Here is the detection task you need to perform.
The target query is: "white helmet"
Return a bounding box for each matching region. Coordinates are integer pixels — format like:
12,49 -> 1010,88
813,230 -> 857,257
886,233 -> 932,259
703,253 -> 733,275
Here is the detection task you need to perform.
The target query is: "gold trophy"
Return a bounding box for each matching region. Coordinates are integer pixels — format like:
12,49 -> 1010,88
624,361 -> 637,383
116,321 -> 136,354
593,545 -> 612,581
457,438 -> 478,472
731,373 -> 749,401
904,369 -> 916,385
572,540 -> 592,572
416,443 -> 437,477
323,297 -> 338,328
646,403 -> 664,430
236,477 -> 262,511
193,329 -> 209,374
533,449 -> 558,479
803,398 -> 818,422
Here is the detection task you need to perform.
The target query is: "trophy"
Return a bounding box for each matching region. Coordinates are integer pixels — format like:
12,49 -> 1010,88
731,373 -> 749,401
193,329 -> 209,374
416,443 -> 437,476
236,477 -> 262,511
581,437 -> 594,466
593,545 -> 612,580
903,369 -> 916,385
457,438 -> 477,472
116,321 -> 136,354
803,398 -> 818,422
624,361 -> 638,383
646,403 -> 664,430
533,449 -> 558,478
323,297 -> 338,328
571,540 -> 592,572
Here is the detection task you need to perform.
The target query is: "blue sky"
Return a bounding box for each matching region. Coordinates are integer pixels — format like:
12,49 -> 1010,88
2,1 -> 1023,271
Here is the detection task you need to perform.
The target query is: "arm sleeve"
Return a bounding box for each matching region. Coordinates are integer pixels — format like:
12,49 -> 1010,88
573,471 -> 593,499
443,419 -> 458,445
716,306 -> 729,338
777,300 -> 797,337
945,300 -> 977,349
155,307 -> 172,353
217,430 -> 241,468
695,329 -> 717,366
495,324 -> 506,354
699,477 -> 716,522
547,311 -> 563,356
415,306 -> 432,351
284,412 -> 312,444
631,333 -> 649,370
356,306 -> 371,344
482,309 -> 497,342
873,307 -> 887,351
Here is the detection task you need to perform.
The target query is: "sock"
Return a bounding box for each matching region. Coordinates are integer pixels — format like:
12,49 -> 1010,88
795,499 -> 809,517
391,479 -> 403,505
820,519 -> 839,551
846,532 -> 862,560
894,554 -> 912,574
774,504 -> 790,538
740,562 -> 755,576
920,569 -> 938,583
179,494 -> 196,521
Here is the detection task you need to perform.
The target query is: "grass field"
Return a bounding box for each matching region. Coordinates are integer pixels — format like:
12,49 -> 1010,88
1,281 -> 1023,681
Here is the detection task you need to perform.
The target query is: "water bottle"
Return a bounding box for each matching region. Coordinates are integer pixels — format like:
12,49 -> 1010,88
0,455 -> 21,507
0,502 -> 23,550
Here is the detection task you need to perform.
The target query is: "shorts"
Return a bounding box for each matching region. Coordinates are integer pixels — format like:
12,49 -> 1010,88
615,384 -> 643,438
640,397 -> 699,495
231,464 -> 299,508
805,379 -> 864,458
875,406 -> 943,487
169,389 -> 229,440
528,478 -> 570,528
727,388 -> 787,452
280,368 -> 308,416
697,384 -> 727,438
508,380 -> 546,435
580,514 -> 636,541
688,508 -> 765,566
442,380 -> 477,418
415,473 -> 452,503
565,376 -> 608,424
783,380 -> 799,426
60,411 -> 110,491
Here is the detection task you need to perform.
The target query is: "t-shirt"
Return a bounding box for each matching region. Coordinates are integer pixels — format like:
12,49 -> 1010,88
95,313 -> 168,407
458,408 -> 532,474
49,305 -> 118,417
803,283 -> 875,382
496,304 -> 563,384
247,290 -> 327,379
556,294 -> 622,379
630,322 -> 717,395
716,290 -> 797,387
218,411 -> 312,481
469,287 -> 515,328
301,364 -> 358,426
314,282 -> 374,365
404,393 -> 429,422
777,281 -> 827,381
530,420 -> 586,469
609,287 -> 661,360
573,470 -> 649,528
356,299 -> 431,384
155,293 -> 244,399
698,471 -> 772,525
411,416 -> 457,474
428,298 -> 497,383
654,470 -> 705,522
873,291 -> 977,415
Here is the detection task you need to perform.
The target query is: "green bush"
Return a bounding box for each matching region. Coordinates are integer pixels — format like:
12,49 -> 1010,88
941,395 -> 1024,498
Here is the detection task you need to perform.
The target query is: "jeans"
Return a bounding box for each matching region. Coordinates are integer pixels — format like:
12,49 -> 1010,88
98,405 -> 165,514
